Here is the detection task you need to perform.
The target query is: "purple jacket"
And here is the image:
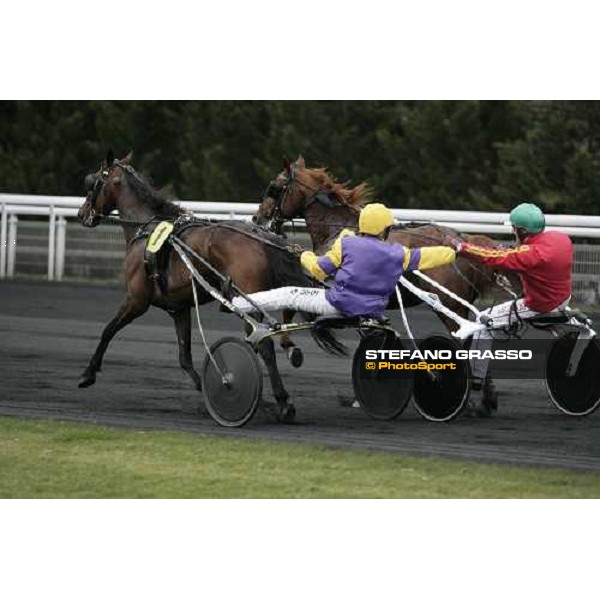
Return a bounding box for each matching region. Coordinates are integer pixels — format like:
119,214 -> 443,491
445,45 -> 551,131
319,235 -> 419,317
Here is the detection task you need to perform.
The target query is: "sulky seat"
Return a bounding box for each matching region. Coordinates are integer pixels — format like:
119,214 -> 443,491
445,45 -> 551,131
312,315 -> 389,330
524,307 -> 590,326
524,311 -> 571,325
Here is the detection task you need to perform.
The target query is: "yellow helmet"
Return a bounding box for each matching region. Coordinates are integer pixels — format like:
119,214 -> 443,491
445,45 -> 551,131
358,203 -> 394,236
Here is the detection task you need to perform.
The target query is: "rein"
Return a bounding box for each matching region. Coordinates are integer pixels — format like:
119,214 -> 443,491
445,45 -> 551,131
83,159 -> 182,228
94,208 -> 307,257
268,179 -> 517,300
214,222 -> 306,256
267,171 -> 519,300
103,214 -> 158,227
389,225 -> 518,299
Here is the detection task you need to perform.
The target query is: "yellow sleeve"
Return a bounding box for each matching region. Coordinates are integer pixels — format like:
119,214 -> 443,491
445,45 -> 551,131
403,246 -> 456,270
324,228 -> 355,268
301,228 -> 355,281
301,251 -> 327,281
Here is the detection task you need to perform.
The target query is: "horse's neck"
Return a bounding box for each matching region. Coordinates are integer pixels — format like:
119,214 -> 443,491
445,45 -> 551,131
116,190 -> 157,244
305,203 -> 358,252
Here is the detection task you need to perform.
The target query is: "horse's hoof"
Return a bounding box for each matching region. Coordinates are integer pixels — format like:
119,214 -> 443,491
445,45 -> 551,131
279,403 -> 296,424
78,370 -> 96,388
337,395 -> 356,407
463,400 -> 493,419
287,347 -> 304,368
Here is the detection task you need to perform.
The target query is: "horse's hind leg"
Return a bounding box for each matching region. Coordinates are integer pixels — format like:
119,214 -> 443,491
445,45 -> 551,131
482,373 -> 499,410
171,308 -> 202,392
279,309 -> 304,368
78,296 -> 148,388
256,337 -> 296,424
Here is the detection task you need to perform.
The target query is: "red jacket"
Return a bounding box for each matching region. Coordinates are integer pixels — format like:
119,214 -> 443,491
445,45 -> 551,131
460,231 -> 573,312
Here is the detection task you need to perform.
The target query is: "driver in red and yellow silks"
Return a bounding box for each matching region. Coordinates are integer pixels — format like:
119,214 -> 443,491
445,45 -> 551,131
446,202 -> 573,416
233,203 -> 456,317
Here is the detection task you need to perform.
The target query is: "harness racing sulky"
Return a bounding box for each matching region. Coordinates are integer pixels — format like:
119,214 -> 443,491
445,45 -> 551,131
78,152 -> 600,428
189,241 -> 600,427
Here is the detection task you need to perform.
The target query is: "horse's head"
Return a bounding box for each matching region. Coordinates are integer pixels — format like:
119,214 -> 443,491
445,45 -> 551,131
254,155 -> 322,232
78,150 -> 133,227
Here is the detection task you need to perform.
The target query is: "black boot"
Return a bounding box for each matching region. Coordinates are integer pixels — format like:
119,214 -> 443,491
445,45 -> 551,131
464,379 -> 493,418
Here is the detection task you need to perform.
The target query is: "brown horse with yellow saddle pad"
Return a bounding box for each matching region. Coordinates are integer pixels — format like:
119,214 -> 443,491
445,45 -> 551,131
77,151 -> 306,422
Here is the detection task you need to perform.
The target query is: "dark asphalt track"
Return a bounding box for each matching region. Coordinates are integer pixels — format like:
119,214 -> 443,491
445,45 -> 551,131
2,280 -> 600,471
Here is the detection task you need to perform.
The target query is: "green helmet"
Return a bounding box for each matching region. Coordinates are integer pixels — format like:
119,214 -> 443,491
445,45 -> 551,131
509,203 -> 545,234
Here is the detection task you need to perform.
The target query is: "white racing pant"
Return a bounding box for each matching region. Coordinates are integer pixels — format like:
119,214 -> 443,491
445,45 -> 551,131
470,297 -> 569,379
232,286 -> 342,316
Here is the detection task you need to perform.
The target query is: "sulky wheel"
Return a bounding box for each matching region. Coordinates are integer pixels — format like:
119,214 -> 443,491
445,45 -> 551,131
201,337 -> 263,427
546,333 -> 600,416
351,329 -> 413,420
412,335 -> 470,422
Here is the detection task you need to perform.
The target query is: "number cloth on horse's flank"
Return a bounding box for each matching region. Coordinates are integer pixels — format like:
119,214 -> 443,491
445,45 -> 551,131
147,221 -> 175,254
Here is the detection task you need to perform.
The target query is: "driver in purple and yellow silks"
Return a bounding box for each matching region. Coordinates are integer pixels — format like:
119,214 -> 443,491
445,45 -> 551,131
232,203 -> 457,318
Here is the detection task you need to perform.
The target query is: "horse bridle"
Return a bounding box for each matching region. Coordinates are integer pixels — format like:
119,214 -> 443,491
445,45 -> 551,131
83,159 -> 143,226
262,164 -> 354,234
261,163 -> 297,232
82,165 -> 110,226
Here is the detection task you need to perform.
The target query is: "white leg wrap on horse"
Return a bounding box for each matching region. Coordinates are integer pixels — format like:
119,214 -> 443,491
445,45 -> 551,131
232,287 -> 341,316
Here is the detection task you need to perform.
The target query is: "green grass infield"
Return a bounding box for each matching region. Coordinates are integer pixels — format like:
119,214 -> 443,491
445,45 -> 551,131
1,416 -> 599,498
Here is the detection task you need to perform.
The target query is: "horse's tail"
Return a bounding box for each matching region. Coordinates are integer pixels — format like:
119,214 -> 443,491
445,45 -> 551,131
221,221 -> 309,289
265,245 -> 310,289
310,323 -> 348,356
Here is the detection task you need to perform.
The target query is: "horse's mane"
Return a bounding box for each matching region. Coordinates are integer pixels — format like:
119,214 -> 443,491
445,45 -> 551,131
306,167 -> 373,210
123,167 -> 186,218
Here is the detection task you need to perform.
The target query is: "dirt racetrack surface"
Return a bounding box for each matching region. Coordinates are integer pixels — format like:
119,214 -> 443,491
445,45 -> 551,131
2,280 -> 600,471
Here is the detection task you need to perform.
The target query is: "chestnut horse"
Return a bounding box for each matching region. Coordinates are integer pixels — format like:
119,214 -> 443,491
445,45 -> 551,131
77,151 -> 305,422
255,156 -> 520,403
